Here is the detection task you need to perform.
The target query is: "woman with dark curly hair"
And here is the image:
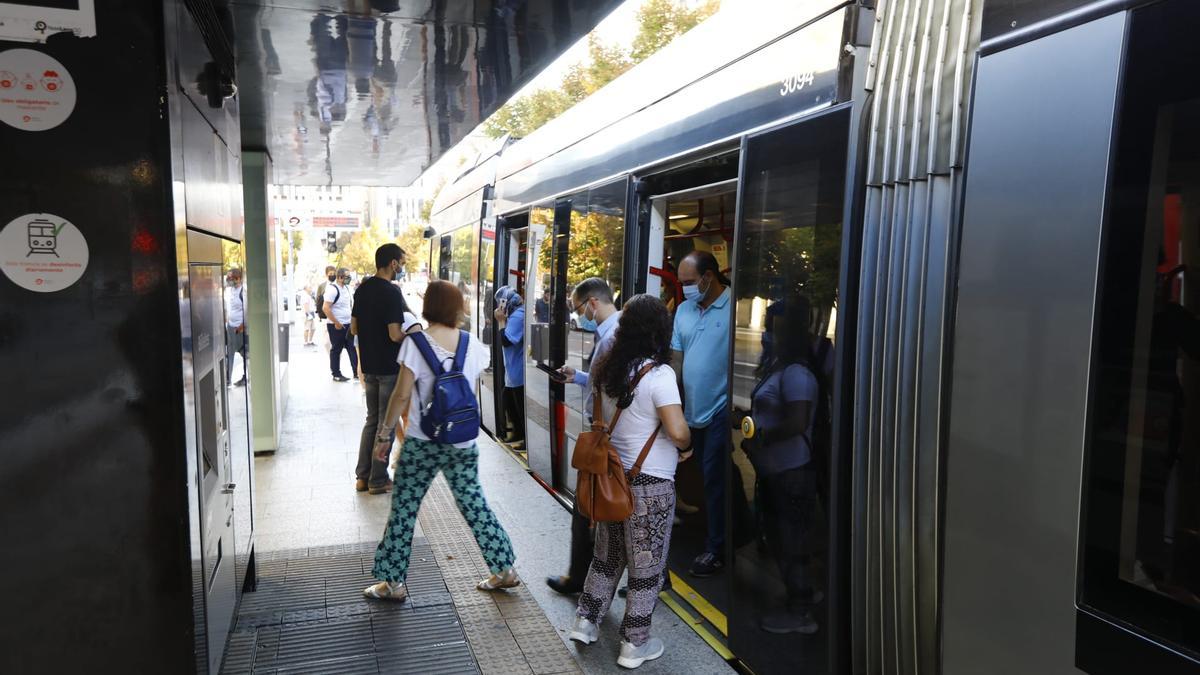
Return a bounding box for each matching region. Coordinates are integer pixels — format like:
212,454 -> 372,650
567,294 -> 691,669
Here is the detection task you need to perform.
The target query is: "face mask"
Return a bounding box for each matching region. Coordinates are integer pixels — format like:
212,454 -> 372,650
328,274 -> 336,282
682,283 -> 702,302
577,303 -> 598,332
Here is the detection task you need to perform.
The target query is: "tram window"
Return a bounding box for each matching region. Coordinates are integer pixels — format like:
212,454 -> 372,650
1081,0 -> 1200,660
654,191 -> 736,315
448,225 -> 480,331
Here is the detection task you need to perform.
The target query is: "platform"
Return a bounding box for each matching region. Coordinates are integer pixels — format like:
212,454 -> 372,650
225,330 -> 734,674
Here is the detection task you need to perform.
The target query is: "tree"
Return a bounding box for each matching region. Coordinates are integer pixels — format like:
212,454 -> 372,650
395,223 -> 428,274
333,224 -> 389,276
630,0 -> 719,64
482,1 -> 712,139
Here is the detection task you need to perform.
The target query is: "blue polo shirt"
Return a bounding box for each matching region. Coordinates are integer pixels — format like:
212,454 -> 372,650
671,287 -> 731,427
501,304 -> 525,388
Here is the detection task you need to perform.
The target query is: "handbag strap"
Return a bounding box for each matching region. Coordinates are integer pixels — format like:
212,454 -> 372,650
627,424 -> 661,479
591,362 -> 656,433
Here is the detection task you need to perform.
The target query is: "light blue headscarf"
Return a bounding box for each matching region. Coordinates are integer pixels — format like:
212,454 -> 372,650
494,285 -> 523,315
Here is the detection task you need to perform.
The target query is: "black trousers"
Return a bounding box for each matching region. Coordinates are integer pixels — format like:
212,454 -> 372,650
502,386 -> 525,441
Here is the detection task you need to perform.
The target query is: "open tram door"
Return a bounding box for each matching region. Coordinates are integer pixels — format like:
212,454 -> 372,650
492,214 -> 529,454
726,106 -> 853,674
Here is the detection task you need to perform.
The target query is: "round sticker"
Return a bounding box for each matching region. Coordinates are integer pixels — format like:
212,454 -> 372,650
0,213 -> 89,292
0,49 -> 76,131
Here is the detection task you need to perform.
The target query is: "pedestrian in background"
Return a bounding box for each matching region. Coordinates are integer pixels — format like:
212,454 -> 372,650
301,285 -> 316,346
224,267 -> 248,387
324,267 -> 357,382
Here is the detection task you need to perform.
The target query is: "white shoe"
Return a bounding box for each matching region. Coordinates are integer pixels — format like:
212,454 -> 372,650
617,637 -> 664,669
568,616 -> 599,645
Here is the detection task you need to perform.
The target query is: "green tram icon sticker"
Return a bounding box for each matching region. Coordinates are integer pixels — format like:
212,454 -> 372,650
0,212 -> 88,292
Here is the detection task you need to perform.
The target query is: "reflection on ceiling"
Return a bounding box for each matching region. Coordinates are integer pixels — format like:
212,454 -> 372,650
231,1 -> 621,187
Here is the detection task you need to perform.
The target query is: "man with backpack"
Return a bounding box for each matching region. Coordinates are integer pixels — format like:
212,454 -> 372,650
324,267 -> 357,381
350,244 -> 418,495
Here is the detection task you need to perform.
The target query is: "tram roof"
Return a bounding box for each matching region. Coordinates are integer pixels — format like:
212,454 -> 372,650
491,0 -> 853,212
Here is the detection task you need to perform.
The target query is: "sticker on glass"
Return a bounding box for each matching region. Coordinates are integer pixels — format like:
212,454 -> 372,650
0,48 -> 76,131
0,213 -> 89,292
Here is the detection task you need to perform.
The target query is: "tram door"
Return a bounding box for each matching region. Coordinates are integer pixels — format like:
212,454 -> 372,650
496,223 -> 528,451
524,205 -> 558,481
728,108 -> 850,674
478,218 -> 500,434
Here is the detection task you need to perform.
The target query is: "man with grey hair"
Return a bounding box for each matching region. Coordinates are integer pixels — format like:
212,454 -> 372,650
323,266 -> 357,381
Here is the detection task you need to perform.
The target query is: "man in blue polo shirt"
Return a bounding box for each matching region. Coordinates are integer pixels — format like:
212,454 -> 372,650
673,250 -> 733,577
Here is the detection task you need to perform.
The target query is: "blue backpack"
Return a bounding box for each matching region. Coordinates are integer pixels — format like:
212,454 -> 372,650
409,331 -> 480,444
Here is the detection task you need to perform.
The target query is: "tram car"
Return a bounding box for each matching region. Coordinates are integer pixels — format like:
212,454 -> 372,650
427,1 -> 1200,673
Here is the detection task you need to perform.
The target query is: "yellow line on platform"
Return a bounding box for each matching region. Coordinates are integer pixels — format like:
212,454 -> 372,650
668,571 -> 728,636
659,591 -> 734,660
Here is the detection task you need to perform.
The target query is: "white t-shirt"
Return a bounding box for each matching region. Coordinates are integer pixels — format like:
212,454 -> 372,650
397,331 -> 490,448
323,282 -> 352,324
225,285 -> 245,329
597,361 -> 682,481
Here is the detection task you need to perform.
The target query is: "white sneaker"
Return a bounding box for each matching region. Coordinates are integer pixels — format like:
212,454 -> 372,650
617,637 -> 664,669
568,616 -> 599,645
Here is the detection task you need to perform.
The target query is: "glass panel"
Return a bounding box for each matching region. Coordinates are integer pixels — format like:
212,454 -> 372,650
1081,0 -> 1200,658
479,224 -> 499,434
525,206 -> 556,482
729,109 -> 848,674
449,225 -> 480,331
562,181 -> 627,493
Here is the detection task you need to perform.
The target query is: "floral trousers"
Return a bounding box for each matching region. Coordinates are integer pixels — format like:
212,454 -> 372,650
576,475 -> 676,646
373,437 -> 515,584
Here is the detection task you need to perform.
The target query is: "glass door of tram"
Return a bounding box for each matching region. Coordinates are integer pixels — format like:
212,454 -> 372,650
727,107 -> 851,675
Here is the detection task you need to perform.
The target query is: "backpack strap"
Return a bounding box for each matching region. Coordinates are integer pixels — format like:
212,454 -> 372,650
627,424 -> 662,479
409,331 -> 446,376
450,330 -> 470,373
593,362 -> 656,434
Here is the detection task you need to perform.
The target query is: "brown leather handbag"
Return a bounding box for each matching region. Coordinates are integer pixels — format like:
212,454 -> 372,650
571,363 -> 660,523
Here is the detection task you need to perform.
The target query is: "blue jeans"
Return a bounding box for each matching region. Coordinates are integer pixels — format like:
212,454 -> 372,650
691,405 -> 729,556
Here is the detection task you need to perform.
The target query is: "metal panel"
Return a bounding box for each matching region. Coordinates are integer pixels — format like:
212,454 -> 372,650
941,12 -> 1126,675
495,7 -> 849,212
852,1 -> 981,673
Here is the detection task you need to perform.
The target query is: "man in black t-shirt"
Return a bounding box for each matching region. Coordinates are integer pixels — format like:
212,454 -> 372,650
350,244 -> 418,494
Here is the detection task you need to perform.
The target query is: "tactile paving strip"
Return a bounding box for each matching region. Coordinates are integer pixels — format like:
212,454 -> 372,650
222,473 -> 582,675
416,476 -> 583,675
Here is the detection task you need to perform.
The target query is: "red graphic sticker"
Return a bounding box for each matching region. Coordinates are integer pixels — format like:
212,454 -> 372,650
0,71 -> 14,89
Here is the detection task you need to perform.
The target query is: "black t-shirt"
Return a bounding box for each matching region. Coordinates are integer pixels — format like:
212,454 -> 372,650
352,277 -> 409,375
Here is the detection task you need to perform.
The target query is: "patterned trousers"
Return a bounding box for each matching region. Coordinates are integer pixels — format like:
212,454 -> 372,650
373,437 -> 515,584
577,475 -> 676,646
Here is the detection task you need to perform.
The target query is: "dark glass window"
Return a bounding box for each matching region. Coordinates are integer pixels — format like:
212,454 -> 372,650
1081,0 -> 1200,663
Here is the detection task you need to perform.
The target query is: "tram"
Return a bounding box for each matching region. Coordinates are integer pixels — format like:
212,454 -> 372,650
427,1 -> 1200,674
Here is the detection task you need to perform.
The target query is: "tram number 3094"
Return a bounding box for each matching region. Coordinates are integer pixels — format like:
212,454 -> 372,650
780,71 -> 816,96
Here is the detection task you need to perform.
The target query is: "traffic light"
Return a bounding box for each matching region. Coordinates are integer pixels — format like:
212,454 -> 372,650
326,231 -> 337,253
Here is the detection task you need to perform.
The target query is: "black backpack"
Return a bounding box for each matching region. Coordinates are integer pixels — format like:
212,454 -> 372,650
316,282 -> 338,320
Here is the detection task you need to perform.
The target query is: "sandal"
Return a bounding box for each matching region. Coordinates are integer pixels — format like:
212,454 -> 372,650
363,581 -> 408,601
477,568 -> 521,591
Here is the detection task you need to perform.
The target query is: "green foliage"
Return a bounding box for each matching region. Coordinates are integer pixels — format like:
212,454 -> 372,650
483,1 -> 716,140
631,0 -> 719,64
329,223 -> 428,277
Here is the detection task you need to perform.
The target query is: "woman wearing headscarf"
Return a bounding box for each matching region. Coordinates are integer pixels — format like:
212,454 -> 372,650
493,285 -> 526,446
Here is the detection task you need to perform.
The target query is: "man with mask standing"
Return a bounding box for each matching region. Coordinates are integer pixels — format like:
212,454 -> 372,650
546,277 -> 620,595
673,250 -> 734,577
324,267 -> 357,382
351,244 -> 418,494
